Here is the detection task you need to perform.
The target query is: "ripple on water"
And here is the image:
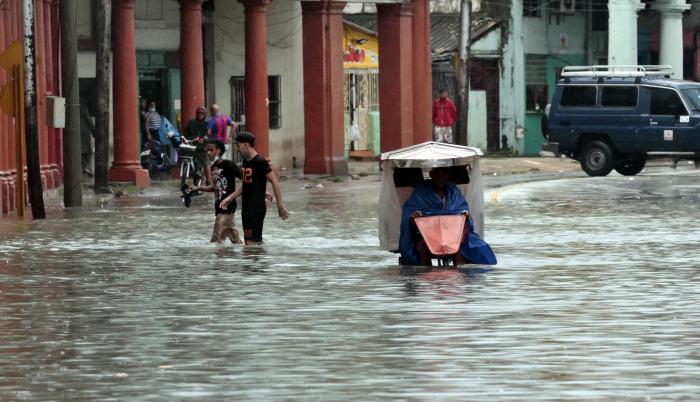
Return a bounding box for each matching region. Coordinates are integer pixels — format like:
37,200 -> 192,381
1,176 -> 700,400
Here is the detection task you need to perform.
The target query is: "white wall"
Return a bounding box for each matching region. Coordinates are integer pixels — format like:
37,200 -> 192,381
213,0 -> 305,169
76,0 -> 91,38
76,51 -> 115,167
523,13 -> 587,55
499,0 -> 525,155
135,0 -> 180,50
467,90 -> 488,150
471,28 -> 501,56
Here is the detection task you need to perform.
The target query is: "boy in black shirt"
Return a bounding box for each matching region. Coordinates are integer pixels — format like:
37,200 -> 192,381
191,139 -> 243,244
220,131 -> 288,245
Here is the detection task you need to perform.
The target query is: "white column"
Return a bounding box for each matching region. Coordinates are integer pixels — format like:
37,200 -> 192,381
608,0 -> 645,65
511,0 -> 525,154
654,0 -> 691,78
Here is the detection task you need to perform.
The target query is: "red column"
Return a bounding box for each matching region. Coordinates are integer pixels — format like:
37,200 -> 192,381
109,0 -> 150,187
412,0 -> 432,144
240,0 -> 270,157
377,3 -> 415,152
43,0 -> 59,186
51,0 -> 63,179
179,0 -> 205,126
34,0 -> 52,189
0,3 -> 8,214
301,1 -> 347,176
10,0 -> 19,175
6,0 -> 20,213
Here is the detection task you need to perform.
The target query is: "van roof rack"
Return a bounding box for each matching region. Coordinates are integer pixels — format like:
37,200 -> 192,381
560,65 -> 674,78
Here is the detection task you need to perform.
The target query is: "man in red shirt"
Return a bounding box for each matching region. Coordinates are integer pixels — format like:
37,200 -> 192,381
432,89 -> 457,144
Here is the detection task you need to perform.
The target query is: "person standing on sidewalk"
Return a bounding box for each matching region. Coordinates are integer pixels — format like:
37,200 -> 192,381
207,104 -> 237,158
184,106 -> 209,174
80,104 -> 95,176
145,100 -> 162,145
220,131 -> 288,245
432,89 -> 457,144
140,97 -> 149,144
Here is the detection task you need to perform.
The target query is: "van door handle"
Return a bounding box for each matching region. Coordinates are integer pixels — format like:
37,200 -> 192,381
560,121 -> 570,127
649,119 -> 658,126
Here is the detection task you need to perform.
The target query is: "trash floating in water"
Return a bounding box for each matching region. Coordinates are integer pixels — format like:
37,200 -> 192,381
302,183 -> 324,190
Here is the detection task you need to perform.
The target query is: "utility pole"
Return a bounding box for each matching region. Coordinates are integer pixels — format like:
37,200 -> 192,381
94,0 -> 112,194
60,0 -> 82,206
456,0 -> 471,146
23,0 -> 46,218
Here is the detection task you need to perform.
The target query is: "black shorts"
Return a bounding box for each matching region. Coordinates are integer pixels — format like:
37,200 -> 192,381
242,209 -> 266,243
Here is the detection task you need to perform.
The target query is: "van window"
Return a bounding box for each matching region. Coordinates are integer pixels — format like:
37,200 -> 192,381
681,88 -> 700,111
649,87 -> 687,115
601,86 -> 638,107
560,86 -> 597,107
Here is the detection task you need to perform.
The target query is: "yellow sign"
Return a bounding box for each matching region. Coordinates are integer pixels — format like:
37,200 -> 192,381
0,40 -> 22,72
343,23 -> 379,70
0,40 -> 22,117
0,80 -> 16,117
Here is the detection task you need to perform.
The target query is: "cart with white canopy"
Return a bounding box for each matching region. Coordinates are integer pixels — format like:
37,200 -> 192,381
378,141 -> 486,253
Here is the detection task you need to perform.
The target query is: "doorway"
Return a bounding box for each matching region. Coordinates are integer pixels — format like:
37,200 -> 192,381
344,70 -> 379,154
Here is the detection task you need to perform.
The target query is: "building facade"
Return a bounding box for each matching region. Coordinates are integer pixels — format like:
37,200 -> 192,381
0,0 -> 434,215
0,0 -> 63,215
517,0 -> 699,156
3,0 -> 698,215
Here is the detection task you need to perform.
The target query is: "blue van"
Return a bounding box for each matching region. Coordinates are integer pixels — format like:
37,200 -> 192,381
545,65 -> 700,176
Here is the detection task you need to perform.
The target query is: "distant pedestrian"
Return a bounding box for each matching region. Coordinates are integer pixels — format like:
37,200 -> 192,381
207,104 -> 237,144
184,106 -> 209,172
190,139 -> 243,244
140,97 -> 149,143
220,131 -> 288,245
80,104 -> 95,176
432,89 -> 457,144
145,100 -> 162,144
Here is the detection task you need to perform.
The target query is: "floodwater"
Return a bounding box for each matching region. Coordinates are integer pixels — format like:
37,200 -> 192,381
2,169 -> 700,400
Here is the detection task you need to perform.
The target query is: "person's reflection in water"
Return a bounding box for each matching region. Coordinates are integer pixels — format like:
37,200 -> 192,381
399,265 -> 495,298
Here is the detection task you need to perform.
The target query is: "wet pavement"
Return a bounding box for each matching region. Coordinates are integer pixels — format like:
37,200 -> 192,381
2,165 -> 700,400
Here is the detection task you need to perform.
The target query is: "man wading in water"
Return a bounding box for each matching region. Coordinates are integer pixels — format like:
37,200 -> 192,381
220,131 -> 289,245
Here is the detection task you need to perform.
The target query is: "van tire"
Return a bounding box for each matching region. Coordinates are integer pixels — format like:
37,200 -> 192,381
580,140 -> 614,176
614,157 -> 646,176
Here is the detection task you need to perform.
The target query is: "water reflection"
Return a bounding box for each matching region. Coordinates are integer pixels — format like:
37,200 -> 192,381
1,175 -> 700,399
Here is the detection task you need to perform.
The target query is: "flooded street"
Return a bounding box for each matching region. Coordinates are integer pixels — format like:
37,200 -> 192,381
2,168 -> 700,400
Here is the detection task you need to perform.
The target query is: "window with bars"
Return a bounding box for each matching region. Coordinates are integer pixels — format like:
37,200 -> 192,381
230,75 -> 282,130
523,0 -> 540,17
550,0 -> 576,13
526,55 -> 548,112
591,0 -> 608,31
202,0 -> 215,11
268,76 -> 281,129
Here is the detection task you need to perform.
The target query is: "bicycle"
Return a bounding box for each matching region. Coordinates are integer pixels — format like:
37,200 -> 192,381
178,136 -> 206,207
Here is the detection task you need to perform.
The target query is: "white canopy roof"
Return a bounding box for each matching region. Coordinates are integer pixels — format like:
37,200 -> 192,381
380,141 -> 483,168
378,142 -> 486,251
